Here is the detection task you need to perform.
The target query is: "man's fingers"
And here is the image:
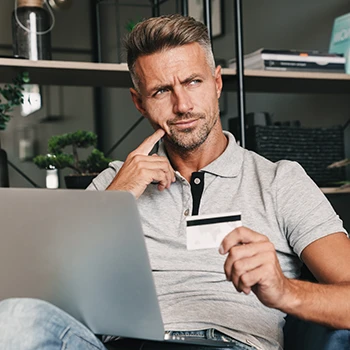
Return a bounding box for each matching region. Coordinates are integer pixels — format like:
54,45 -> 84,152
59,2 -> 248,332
236,265 -> 266,294
219,227 -> 268,255
226,252 -> 273,296
109,129 -> 176,198
132,129 -> 165,155
131,156 -> 175,189
223,241 -> 274,268
225,250 -> 272,285
132,155 -> 175,184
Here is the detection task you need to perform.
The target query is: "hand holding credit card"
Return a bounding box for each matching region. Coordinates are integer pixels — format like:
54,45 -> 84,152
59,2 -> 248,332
186,212 -> 242,250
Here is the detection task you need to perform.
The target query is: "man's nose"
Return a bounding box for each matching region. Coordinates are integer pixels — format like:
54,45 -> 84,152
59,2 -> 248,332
172,88 -> 193,115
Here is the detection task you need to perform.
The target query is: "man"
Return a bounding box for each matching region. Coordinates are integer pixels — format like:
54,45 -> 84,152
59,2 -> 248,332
0,14 -> 349,350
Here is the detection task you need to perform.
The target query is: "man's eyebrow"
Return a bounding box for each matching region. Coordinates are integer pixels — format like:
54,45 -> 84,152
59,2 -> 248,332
181,74 -> 202,84
149,83 -> 172,94
149,74 -> 204,94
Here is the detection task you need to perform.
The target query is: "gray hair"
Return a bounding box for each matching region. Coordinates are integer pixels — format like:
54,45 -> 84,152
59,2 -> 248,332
124,14 -> 215,91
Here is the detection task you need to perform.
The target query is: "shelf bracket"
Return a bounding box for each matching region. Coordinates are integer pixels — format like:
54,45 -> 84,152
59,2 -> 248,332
203,0 -> 212,41
234,0 -> 246,147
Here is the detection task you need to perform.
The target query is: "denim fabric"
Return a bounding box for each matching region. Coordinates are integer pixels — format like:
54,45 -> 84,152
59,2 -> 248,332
0,298 -> 256,350
0,298 -> 105,350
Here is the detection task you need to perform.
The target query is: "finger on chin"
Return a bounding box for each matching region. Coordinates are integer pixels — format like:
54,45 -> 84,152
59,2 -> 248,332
136,129 -> 165,155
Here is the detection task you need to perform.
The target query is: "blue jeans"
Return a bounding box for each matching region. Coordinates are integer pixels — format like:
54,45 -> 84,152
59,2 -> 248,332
0,298 -> 253,350
0,298 -> 105,349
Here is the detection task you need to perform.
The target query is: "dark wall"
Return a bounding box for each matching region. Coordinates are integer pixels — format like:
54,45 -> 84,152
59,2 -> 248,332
326,194 -> 350,231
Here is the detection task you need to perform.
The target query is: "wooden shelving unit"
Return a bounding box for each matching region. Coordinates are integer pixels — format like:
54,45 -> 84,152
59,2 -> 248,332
221,68 -> 350,93
0,58 -> 132,88
2,58 -> 350,93
0,58 -> 348,195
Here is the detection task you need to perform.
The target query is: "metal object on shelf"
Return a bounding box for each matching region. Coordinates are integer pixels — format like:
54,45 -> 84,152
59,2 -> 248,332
234,0 -> 246,147
180,0 -> 188,16
203,0 -> 212,40
152,0 -> 160,17
12,0 -> 52,60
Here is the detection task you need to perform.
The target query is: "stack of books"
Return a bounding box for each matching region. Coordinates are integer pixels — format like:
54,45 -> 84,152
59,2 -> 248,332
228,48 -> 345,73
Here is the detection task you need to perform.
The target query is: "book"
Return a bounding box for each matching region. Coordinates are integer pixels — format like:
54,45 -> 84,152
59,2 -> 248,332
329,13 -> 350,54
329,12 -> 350,73
228,48 -> 345,72
254,59 -> 344,72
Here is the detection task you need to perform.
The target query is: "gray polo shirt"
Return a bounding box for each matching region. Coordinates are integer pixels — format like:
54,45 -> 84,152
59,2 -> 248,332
88,131 -> 346,350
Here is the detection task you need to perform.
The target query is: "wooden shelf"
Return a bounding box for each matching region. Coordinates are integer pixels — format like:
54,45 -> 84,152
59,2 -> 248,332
1,58 -> 349,193
320,187 -> 350,194
1,58 -> 350,93
221,68 -> 350,93
0,58 -> 132,88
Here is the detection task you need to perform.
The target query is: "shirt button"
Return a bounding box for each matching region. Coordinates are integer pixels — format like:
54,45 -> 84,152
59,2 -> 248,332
194,178 -> 201,185
184,209 -> 190,216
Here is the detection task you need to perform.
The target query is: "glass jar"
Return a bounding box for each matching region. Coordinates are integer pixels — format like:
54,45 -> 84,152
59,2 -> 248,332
12,0 -> 52,60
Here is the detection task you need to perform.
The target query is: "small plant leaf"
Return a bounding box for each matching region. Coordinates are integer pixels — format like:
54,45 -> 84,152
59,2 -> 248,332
0,72 -> 30,130
34,131 -> 111,175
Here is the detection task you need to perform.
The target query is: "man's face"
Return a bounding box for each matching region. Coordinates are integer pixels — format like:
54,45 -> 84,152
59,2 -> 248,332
130,43 -> 223,151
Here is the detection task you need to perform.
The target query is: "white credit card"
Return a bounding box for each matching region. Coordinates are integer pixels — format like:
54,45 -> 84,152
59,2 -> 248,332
186,212 -> 242,250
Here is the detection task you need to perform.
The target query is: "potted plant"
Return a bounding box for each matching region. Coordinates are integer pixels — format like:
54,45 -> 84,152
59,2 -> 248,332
0,72 -> 30,130
33,130 -> 112,189
0,72 -> 30,187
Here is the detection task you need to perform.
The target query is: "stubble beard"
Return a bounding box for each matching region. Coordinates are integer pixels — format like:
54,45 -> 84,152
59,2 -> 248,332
166,110 -> 219,152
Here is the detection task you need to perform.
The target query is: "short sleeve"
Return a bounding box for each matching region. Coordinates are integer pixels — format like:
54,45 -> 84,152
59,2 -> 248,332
275,160 -> 347,258
86,161 -> 123,191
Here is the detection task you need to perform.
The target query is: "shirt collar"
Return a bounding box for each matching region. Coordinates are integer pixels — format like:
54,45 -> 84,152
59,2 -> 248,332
157,131 -> 243,178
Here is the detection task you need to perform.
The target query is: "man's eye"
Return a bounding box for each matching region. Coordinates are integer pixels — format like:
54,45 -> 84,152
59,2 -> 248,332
189,79 -> 201,86
155,88 -> 168,96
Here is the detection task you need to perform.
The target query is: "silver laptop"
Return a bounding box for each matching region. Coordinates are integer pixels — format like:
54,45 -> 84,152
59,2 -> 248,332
0,188 -> 236,347
0,188 -> 164,341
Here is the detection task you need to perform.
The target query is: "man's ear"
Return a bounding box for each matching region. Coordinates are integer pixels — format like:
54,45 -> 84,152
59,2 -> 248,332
130,88 -> 147,116
214,65 -> 223,99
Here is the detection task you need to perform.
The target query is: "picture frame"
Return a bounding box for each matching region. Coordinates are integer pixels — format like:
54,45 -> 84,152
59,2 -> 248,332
188,0 -> 224,38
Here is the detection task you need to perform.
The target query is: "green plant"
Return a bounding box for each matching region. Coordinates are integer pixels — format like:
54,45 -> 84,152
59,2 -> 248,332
33,130 -> 112,175
125,18 -> 142,32
0,72 -> 30,130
